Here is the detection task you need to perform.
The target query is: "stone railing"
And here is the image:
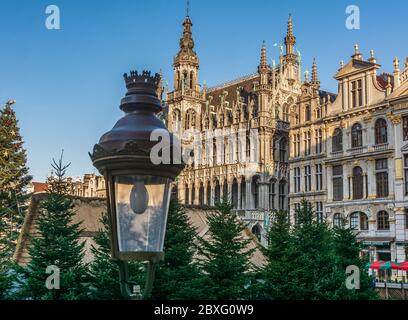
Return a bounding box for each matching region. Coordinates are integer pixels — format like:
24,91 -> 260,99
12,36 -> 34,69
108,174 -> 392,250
167,89 -> 204,101
330,150 -> 343,158
373,143 -> 389,152
348,146 -> 366,155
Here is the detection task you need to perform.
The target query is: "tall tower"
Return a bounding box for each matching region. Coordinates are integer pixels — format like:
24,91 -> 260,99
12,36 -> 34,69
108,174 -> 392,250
173,11 -> 200,92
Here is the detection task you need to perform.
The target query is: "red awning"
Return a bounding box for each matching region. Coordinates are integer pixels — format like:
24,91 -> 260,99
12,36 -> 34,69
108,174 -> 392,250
368,261 -> 404,270
395,262 -> 408,271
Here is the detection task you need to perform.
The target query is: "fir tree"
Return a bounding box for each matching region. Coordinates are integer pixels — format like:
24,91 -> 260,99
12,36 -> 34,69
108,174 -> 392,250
152,199 -> 206,300
197,199 -> 255,300
261,209 -> 292,299
332,225 -> 378,299
261,200 -> 378,300
88,214 -> 143,300
15,154 -> 89,300
0,101 -> 32,296
288,200 -> 337,299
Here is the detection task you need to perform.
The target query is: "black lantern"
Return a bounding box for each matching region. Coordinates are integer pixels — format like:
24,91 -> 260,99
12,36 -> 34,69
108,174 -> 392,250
90,70 -> 184,299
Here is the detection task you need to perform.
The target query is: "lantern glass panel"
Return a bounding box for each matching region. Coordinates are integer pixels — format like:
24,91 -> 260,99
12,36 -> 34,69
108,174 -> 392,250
114,175 -> 171,253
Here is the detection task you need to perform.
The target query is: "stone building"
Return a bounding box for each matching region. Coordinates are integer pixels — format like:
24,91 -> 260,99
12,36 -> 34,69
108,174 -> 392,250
289,45 -> 408,262
166,12 -> 408,255
167,14 -> 303,244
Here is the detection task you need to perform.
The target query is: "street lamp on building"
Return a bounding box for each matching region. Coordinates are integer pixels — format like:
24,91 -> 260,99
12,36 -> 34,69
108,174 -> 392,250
90,70 -> 184,299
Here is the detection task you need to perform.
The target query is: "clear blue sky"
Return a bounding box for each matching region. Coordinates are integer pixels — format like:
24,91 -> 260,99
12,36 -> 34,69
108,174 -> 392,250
0,0 -> 406,181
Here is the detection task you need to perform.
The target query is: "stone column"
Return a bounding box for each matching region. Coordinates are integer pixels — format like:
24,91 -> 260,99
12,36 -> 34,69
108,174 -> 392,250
367,159 -> 376,198
394,207 -> 407,262
327,165 -> 333,201
210,184 -> 215,206
311,164 -> 316,192
246,179 -> 252,210
227,181 -> 232,204
348,175 -> 352,200
179,183 -> 185,204
189,185 -> 194,205
237,179 -> 242,210
203,183 -> 208,205
220,181 -> 224,201
194,184 -> 200,205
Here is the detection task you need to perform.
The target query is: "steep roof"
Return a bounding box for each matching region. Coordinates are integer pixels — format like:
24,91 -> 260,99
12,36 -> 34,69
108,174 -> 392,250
206,73 -> 259,107
14,195 -> 266,268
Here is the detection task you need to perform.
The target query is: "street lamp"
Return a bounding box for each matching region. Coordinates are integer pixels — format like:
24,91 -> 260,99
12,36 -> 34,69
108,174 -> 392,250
90,70 -> 184,299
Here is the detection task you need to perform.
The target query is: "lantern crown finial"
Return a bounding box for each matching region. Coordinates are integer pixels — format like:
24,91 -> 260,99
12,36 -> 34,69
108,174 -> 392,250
123,70 -> 161,90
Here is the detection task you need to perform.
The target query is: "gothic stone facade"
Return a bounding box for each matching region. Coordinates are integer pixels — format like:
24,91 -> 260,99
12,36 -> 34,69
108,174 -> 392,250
166,14 -> 408,256
167,15 -> 303,245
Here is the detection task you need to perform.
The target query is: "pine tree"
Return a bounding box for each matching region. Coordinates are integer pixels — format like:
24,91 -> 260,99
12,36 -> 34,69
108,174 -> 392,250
0,101 -> 32,296
332,225 -> 378,299
151,199 -> 206,300
14,154 -> 89,300
261,209 -> 292,299
261,200 -> 378,300
288,200 -> 336,299
88,214 -> 143,300
197,199 -> 255,300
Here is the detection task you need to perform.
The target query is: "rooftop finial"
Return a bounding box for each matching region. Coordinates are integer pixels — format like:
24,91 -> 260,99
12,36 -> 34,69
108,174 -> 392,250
311,58 -> 319,86
186,0 -> 190,17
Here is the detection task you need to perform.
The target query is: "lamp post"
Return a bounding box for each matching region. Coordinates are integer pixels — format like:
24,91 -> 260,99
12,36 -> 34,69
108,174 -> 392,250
90,70 -> 184,300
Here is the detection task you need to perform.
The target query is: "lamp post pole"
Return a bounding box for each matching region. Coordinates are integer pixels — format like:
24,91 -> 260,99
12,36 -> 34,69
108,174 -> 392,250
90,70 -> 184,300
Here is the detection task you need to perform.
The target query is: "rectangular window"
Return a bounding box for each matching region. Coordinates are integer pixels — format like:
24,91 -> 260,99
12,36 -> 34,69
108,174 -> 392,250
269,182 -> 275,210
296,134 -> 300,157
316,202 -> 324,223
304,166 -> 311,192
293,167 -> 301,193
315,129 -> 322,154
357,79 -> 363,107
304,132 -> 311,156
376,158 -> 389,198
316,164 -> 323,191
332,165 -> 343,201
404,116 -> 408,141
351,80 -> 363,108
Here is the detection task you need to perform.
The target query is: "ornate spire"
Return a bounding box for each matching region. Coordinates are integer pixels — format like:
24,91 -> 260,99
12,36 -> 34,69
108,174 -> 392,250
259,41 -> 268,71
311,58 -> 320,86
284,14 -> 296,55
174,9 -> 199,68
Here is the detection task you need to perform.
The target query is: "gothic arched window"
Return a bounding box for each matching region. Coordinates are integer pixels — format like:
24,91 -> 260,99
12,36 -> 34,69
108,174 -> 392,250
333,213 -> 342,228
279,180 -> 286,210
375,118 -> 388,144
305,105 -> 311,122
352,166 -> 364,200
332,128 -> 343,152
185,109 -> 196,130
351,123 -> 363,148
172,109 -> 181,132
350,212 -> 367,230
377,211 -> 390,230
279,138 -> 287,162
